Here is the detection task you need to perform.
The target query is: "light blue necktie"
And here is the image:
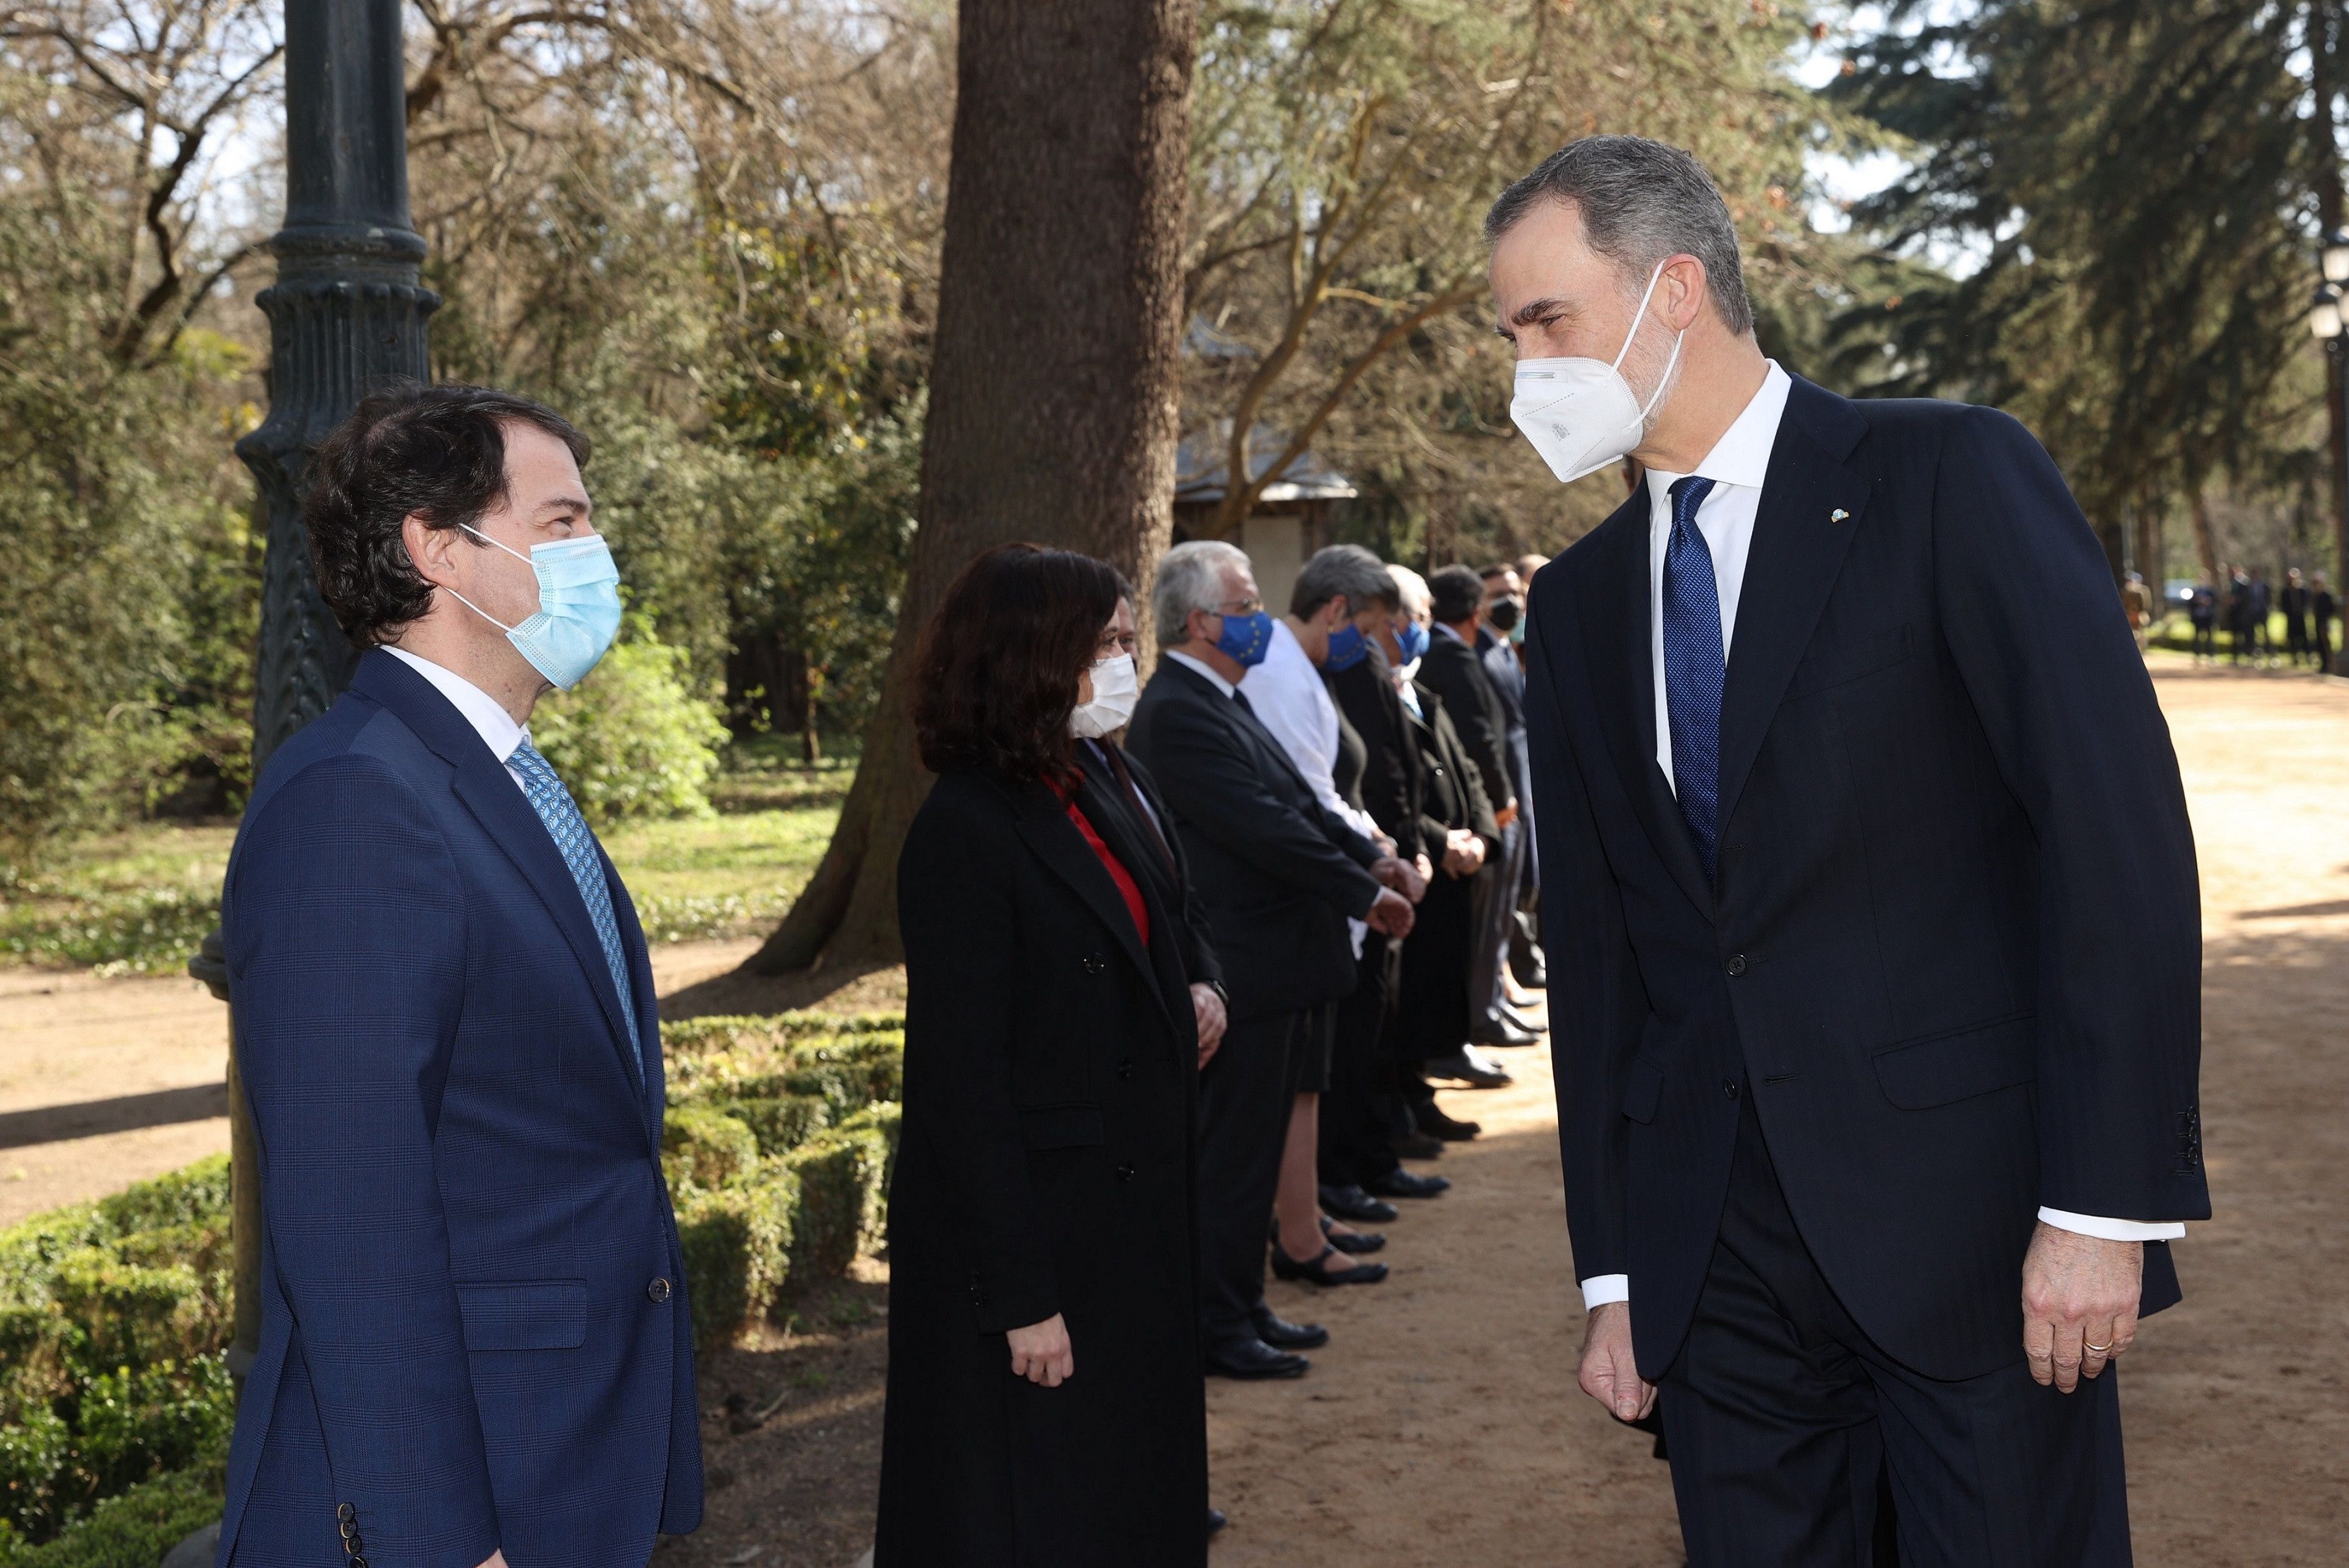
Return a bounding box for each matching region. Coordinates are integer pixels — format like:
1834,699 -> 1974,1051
509,737 -> 644,1084
1661,475 -> 1723,880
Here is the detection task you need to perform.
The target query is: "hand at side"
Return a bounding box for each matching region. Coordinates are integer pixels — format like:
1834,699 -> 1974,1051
2020,1222 -> 2142,1392
1008,1313 -> 1075,1387
1188,982 -> 1228,1067
1579,1300 -> 1655,1422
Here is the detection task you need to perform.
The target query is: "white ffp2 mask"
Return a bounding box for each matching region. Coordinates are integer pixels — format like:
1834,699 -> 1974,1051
1071,653 -> 1139,739
1508,260 -> 1685,484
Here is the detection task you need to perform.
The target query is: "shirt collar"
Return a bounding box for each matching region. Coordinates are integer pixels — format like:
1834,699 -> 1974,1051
382,645 -> 527,764
1164,648 -> 1238,699
1644,358 -> 1792,508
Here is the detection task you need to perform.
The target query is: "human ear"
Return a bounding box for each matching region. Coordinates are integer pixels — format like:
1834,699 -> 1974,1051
1663,255 -> 1708,332
403,514 -> 455,588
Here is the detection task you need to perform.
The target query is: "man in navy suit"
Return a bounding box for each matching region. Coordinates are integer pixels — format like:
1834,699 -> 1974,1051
1494,138 -> 2205,1564
217,385 -> 701,1567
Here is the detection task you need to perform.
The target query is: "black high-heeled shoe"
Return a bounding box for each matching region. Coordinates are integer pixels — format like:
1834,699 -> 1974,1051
1271,1241 -> 1388,1287
1320,1215 -> 1386,1254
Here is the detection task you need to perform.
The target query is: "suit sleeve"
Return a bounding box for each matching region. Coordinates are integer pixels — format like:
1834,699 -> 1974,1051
895,795 -> 1062,1333
1333,675 -> 1421,860
1142,696 -> 1384,918
223,754 -> 501,1568
1933,406 -> 2209,1224
1438,706 -> 1502,843
1429,645 -> 1515,809
1525,608 -> 1650,1285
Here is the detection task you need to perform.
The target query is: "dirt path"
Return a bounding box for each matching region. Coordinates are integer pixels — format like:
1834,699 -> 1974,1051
10,660 -> 2348,1564
0,938 -> 765,1227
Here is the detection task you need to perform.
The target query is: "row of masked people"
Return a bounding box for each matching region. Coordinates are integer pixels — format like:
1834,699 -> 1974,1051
873,539 -> 1547,1564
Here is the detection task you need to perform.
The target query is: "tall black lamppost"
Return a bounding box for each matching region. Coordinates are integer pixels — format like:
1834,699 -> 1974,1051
188,0 -> 435,1395
2304,227 -> 2349,673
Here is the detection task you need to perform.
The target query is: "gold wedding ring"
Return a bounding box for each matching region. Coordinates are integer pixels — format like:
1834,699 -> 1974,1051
2083,1341 -> 2113,1354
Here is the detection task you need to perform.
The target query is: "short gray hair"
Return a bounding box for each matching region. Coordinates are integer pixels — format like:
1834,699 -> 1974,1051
1484,135 -> 1753,335
1153,539 -> 1251,649
1291,543 -> 1398,618
1387,562 -> 1430,616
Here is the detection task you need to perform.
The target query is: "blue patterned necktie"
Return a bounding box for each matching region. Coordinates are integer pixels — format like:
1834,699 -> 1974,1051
508,737 -> 644,1084
1661,475 -> 1724,880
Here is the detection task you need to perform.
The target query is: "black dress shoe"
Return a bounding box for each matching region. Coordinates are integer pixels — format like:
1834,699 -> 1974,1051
1321,1215 -> 1387,1253
1498,1000 -> 1546,1034
1250,1307 -> 1330,1349
1272,1241 -> 1389,1286
1390,1129 -> 1446,1160
1417,1104 -> 1482,1141
1318,1182 -> 1400,1223
1208,1507 -> 1227,1538
1424,1046 -> 1514,1088
1205,1336 -> 1309,1379
1364,1167 -> 1451,1199
1470,1014 -> 1542,1048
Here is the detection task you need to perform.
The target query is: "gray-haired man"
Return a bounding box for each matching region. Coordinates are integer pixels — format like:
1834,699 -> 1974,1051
1500,136 -> 2204,1564
1127,541 -> 1418,1378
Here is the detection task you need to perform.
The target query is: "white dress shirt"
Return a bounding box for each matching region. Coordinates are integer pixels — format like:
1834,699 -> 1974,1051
1240,621 -> 1379,955
383,646 -> 531,793
1162,648 -> 1237,698
1580,362 -> 2181,1315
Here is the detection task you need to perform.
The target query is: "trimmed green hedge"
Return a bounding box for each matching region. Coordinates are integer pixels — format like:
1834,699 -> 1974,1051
0,1015 -> 907,1553
0,1449 -> 223,1567
658,1017 -> 905,1349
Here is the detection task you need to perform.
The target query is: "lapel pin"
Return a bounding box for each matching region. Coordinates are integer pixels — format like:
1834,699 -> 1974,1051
1831,508 -> 1850,522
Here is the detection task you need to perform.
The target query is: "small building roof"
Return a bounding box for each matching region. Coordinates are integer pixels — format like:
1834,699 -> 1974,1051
1175,421 -> 1358,506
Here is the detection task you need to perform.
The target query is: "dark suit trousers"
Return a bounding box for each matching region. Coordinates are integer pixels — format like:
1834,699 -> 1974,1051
1663,1099 -> 2131,1568
1197,1009 -> 1299,1339
1320,943 -> 1400,1187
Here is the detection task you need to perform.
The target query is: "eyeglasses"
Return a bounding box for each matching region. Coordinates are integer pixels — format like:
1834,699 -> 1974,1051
1209,597 -> 1264,618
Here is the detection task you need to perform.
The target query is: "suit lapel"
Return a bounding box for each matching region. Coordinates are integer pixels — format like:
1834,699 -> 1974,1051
1009,777 -> 1174,1034
1572,502 -> 1715,917
1715,386 -> 1873,836
1073,767 -> 1194,1032
351,653 -> 646,1107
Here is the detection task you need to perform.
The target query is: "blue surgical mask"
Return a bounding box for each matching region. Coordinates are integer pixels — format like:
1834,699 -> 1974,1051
1213,608 -> 1275,668
445,525 -> 623,690
1324,621 -> 1370,672
1394,619 -> 1431,666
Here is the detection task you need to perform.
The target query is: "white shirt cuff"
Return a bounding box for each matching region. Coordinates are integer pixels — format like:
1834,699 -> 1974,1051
1578,1274 -> 1630,1309
2037,1207 -> 2187,1242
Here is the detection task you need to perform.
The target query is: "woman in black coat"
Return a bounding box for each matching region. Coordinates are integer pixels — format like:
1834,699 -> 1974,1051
877,544 -> 1212,1567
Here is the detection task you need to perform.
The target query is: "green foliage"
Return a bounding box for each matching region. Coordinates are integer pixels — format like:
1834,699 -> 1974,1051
673,1167 -> 798,1352
532,629 -> 728,830
0,1450 -> 224,1568
0,1410 -> 69,1543
659,1106 -> 761,1193
0,1156 -> 234,1544
716,1096 -> 831,1158
1832,0 -> 2325,536
782,1130 -> 886,1280
66,1360 -> 232,1506
662,1012 -> 905,1056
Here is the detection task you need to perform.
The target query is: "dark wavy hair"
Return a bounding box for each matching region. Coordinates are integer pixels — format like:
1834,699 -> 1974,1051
913,544 -> 1120,782
302,381 -> 591,647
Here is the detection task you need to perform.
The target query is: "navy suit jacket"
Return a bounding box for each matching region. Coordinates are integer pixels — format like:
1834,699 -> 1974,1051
1525,377 -> 2208,1382
1126,657 -> 1383,1021
216,649 -> 701,1568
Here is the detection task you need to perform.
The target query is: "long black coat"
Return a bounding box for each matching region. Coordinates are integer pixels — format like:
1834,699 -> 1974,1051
1526,376 -> 2205,1382
877,767 -> 1206,1568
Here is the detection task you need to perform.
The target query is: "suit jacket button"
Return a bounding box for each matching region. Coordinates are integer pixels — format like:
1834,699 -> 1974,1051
1118,1059 -> 1135,1080
1725,954 -> 1748,977
1722,1078 -> 1741,1101
337,1504 -> 357,1524
647,1276 -> 673,1302
344,1536 -> 364,1557
1116,1164 -> 1137,1181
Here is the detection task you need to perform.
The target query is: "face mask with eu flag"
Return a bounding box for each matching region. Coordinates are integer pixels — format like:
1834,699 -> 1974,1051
442,525 -> 625,690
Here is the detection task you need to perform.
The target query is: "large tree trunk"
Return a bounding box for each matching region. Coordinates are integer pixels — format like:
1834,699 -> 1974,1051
749,0 -> 1199,974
